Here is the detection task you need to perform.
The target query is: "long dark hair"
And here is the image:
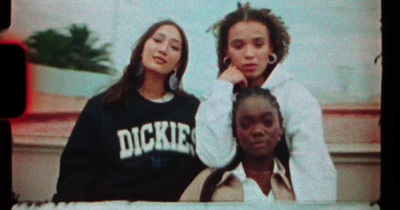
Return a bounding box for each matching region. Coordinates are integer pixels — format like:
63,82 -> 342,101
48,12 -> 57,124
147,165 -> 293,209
208,2 -> 290,79
200,86 -> 290,201
102,20 -> 189,105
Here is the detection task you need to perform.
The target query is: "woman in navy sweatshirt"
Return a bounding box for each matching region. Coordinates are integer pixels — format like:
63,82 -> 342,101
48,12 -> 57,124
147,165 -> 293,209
53,20 -> 204,202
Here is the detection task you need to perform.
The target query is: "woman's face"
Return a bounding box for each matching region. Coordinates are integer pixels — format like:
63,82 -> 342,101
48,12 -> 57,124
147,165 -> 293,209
141,24 -> 182,76
227,21 -> 273,85
235,95 -> 282,159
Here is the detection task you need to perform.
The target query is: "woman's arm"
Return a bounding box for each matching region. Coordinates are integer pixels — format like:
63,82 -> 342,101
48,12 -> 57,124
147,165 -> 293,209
196,66 -> 247,168
280,82 -> 337,201
195,80 -> 238,168
53,99 -> 105,202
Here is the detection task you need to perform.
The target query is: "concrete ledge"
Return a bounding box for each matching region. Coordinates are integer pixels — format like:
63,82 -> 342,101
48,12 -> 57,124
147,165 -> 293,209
12,136 -> 381,164
12,135 -> 67,153
328,143 -> 380,164
11,138 -> 381,201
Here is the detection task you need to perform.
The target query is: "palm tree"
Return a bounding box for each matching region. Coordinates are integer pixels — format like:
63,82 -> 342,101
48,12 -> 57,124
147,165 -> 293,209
24,24 -> 115,74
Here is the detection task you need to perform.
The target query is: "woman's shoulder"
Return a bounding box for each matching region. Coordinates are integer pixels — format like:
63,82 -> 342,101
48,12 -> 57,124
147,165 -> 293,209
82,92 -> 115,113
175,90 -> 200,105
268,74 -> 319,106
84,92 -> 106,107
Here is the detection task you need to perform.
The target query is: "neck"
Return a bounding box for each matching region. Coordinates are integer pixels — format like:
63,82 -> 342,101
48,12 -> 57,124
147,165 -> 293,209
138,71 -> 167,100
242,154 -> 274,173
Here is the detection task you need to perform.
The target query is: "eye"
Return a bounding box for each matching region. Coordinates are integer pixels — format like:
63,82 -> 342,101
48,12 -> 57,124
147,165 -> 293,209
239,119 -> 252,130
230,41 -> 244,50
262,120 -> 273,127
262,116 -> 274,127
171,43 -> 182,51
153,37 -> 162,43
254,39 -> 265,48
152,34 -> 164,43
255,43 -> 264,48
239,123 -> 251,129
234,44 -> 242,49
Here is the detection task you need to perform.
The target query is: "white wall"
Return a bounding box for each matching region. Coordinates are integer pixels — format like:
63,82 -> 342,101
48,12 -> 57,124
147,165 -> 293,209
3,0 -> 382,104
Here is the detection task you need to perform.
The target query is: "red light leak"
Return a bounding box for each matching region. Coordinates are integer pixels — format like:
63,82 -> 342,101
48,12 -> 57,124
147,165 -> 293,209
0,39 -> 31,121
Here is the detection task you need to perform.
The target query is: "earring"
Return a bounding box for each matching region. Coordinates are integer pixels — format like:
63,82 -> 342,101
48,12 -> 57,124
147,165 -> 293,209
233,137 -> 239,145
279,129 -> 285,141
268,53 -> 278,64
223,57 -> 231,66
136,61 -> 144,76
168,69 -> 179,91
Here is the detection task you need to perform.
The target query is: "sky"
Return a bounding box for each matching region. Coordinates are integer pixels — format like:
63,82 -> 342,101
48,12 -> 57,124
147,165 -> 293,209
2,0 -> 382,103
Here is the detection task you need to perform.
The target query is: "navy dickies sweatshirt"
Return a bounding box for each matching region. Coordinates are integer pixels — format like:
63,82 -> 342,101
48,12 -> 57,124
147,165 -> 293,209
53,91 -> 205,202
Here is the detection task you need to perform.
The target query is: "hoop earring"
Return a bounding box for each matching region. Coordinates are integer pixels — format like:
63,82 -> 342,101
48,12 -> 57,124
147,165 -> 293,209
268,53 -> 278,64
136,61 -> 144,76
223,57 -> 231,66
279,129 -> 285,141
233,137 -> 239,145
168,69 -> 179,91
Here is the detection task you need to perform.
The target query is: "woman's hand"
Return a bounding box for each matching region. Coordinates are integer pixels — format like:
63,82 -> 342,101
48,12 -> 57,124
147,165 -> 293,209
218,65 -> 248,88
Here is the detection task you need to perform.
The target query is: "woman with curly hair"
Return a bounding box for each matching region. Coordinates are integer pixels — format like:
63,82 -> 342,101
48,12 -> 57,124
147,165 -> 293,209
195,2 -> 336,201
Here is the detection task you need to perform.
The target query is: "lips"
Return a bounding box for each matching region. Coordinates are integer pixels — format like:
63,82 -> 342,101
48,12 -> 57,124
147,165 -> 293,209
252,140 -> 267,148
242,63 -> 257,70
153,56 -> 167,64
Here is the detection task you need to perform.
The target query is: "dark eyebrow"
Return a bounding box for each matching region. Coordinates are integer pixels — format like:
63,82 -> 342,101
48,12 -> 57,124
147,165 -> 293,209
229,37 -> 266,47
153,32 -> 165,38
239,112 -> 273,119
154,32 -> 182,45
261,112 -> 273,117
230,39 -> 243,44
253,37 -> 266,42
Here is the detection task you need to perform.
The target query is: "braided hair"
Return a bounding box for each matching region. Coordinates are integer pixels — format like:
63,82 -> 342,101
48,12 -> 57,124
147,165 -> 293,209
200,86 -> 291,201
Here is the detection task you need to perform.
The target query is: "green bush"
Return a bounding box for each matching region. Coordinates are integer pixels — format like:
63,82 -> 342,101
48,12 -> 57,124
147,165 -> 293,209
24,24 -> 116,74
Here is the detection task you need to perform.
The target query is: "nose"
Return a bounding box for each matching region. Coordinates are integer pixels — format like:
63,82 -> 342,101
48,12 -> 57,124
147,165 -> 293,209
251,123 -> 265,138
244,45 -> 255,59
158,42 -> 168,55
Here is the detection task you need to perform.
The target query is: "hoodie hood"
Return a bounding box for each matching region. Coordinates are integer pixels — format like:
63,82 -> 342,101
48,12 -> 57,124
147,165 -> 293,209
261,65 -> 294,90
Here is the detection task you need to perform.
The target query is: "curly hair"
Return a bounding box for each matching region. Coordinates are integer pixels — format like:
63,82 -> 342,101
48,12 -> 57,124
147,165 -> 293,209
208,2 -> 290,78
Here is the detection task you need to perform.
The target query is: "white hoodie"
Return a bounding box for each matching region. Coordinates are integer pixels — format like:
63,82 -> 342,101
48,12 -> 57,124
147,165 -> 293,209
195,67 -> 337,201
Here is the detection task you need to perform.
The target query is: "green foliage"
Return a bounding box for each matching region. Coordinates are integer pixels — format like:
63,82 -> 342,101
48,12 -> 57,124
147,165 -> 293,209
24,24 -> 116,74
